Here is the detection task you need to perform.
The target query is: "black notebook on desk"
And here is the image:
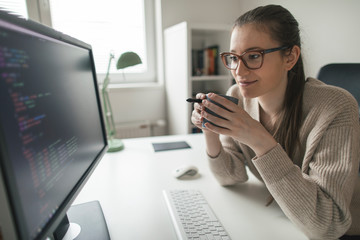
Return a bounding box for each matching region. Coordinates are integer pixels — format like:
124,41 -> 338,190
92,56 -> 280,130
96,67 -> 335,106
152,141 -> 191,152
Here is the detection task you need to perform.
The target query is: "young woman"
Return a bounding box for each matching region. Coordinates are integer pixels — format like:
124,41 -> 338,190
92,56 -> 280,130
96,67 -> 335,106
191,5 -> 360,240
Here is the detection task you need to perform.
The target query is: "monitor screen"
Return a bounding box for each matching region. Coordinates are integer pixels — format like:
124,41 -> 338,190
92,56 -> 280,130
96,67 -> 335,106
0,11 -> 108,240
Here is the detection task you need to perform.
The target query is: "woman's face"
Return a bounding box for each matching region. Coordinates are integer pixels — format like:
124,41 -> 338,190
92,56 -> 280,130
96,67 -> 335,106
230,24 -> 289,99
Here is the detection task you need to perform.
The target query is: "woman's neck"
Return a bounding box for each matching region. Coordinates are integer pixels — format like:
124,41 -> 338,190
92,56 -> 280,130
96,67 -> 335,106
259,96 -> 283,119
258,80 -> 287,129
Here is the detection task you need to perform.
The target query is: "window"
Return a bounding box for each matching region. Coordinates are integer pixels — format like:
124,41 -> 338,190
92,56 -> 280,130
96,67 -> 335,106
0,0 -> 28,18
0,0 -> 155,83
49,0 -> 156,83
2,0 -> 156,83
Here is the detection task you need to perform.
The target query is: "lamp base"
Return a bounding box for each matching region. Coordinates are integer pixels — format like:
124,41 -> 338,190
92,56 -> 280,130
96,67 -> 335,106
107,138 -> 124,152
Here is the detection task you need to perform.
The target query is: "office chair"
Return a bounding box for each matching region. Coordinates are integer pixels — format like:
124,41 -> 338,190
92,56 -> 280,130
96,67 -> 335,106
317,63 -> 360,173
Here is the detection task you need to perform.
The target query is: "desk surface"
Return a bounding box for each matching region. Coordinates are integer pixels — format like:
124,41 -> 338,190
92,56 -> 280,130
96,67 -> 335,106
73,134 -> 307,240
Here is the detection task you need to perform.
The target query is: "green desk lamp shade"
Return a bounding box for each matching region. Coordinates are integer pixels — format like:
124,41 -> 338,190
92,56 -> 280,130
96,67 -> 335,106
102,52 -> 142,152
117,51 -> 142,69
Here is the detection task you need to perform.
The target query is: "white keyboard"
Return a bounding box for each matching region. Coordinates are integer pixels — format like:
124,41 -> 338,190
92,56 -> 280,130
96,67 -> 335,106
163,189 -> 231,240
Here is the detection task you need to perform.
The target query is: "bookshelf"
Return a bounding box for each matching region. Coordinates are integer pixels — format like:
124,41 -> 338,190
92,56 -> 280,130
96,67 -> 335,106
164,21 -> 233,134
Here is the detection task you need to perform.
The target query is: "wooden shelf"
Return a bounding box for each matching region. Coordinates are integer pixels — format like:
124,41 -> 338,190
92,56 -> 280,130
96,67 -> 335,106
191,75 -> 231,81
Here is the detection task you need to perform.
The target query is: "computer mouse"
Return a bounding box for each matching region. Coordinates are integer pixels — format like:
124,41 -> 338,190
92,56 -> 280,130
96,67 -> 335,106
173,165 -> 198,178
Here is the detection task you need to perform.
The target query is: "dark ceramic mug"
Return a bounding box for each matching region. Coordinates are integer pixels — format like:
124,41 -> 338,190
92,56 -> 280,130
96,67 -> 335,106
202,94 -> 239,128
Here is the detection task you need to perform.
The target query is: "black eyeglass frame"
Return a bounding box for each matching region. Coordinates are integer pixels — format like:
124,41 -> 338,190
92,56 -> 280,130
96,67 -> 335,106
220,46 -> 290,70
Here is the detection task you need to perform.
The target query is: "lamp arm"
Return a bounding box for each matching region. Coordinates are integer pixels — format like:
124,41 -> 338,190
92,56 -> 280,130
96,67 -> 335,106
102,52 -> 116,139
103,89 -> 116,139
101,89 -> 111,138
102,53 -> 115,91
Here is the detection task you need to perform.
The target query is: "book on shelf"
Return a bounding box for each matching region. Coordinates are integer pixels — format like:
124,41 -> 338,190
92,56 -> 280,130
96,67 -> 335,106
192,45 -> 219,76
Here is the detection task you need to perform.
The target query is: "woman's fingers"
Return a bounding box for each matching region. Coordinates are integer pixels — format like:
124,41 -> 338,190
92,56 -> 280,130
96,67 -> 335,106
206,93 -> 239,112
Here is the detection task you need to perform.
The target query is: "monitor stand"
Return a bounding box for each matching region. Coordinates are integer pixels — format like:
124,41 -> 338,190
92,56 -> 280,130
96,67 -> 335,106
54,201 -> 110,240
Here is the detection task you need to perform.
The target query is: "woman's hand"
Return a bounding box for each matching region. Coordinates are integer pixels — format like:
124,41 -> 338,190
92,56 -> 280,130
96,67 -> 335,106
190,93 -> 209,131
191,93 -> 222,157
202,93 -> 277,156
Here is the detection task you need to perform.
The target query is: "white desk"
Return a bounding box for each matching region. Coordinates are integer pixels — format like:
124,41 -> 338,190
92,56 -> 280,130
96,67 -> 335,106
73,134 -> 308,240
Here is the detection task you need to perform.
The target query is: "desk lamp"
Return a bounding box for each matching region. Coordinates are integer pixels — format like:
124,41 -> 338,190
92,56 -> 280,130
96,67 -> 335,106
102,51 -> 142,152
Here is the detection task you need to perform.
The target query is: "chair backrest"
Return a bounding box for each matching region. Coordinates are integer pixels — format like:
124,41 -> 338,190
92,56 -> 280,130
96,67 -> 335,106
317,63 -> 360,108
317,63 -> 360,173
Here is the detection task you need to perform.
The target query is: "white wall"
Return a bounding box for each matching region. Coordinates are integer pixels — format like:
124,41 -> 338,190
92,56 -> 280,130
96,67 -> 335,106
111,0 -> 360,136
108,84 -> 164,123
161,0 -> 242,29
160,0 -> 360,78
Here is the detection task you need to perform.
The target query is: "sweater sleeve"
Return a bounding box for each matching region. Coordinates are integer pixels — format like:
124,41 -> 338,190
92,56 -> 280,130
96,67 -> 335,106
207,84 -> 251,186
252,120 -> 359,239
207,135 -> 249,186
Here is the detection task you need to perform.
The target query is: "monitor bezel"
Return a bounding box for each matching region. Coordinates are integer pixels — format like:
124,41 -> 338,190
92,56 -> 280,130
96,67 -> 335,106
0,10 -> 109,240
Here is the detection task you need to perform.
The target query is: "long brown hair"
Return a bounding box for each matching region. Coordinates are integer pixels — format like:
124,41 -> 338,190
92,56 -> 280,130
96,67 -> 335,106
234,5 -> 305,158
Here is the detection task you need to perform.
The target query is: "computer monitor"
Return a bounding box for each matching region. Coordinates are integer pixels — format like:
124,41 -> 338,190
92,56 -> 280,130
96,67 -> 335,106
0,10 -> 109,240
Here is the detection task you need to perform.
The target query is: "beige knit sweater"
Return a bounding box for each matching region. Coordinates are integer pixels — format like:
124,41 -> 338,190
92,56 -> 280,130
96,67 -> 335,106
207,78 -> 360,239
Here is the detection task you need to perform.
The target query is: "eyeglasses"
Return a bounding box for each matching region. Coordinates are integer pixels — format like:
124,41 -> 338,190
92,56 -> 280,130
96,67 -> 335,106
220,46 -> 290,70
